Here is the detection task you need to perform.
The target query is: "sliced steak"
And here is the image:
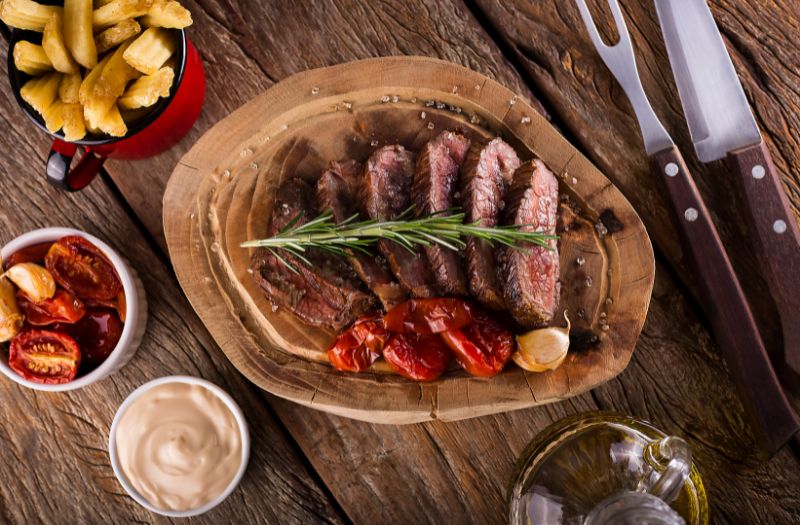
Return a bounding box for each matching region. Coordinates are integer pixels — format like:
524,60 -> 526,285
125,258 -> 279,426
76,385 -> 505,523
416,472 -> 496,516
460,137 -> 521,310
250,250 -> 353,330
317,160 -> 407,310
413,131 -> 471,296
251,178 -> 376,330
498,159 -> 560,328
363,145 -> 438,298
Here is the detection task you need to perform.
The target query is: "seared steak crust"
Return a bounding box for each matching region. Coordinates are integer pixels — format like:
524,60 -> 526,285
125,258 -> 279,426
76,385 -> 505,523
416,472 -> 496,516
498,159 -> 560,328
363,145 -> 438,298
413,131 -> 471,296
460,138 -> 521,310
317,160 -> 407,310
250,250 -> 353,330
251,178 -> 376,330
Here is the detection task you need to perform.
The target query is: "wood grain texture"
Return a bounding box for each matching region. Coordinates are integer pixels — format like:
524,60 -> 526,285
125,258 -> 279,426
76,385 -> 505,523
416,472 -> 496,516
163,56 -> 654,423
652,145 -> 798,454
0,38 -> 344,525
2,0 -> 798,523
473,0 -> 800,388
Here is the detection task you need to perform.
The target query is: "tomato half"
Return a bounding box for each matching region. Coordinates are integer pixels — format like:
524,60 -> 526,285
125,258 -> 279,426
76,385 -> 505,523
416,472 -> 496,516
52,307 -> 123,372
383,333 -> 451,382
8,329 -> 81,384
3,242 -> 52,269
17,290 -> 86,326
327,314 -> 389,372
440,309 -> 516,377
383,298 -> 473,334
45,236 -> 122,301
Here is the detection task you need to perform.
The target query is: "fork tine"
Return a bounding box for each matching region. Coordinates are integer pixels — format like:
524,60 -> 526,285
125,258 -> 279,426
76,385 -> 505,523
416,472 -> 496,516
574,0 -> 608,50
605,0 -> 632,47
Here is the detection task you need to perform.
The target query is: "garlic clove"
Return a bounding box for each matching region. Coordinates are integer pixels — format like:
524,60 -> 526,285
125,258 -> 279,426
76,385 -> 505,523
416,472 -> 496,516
0,276 -> 23,342
4,263 -> 56,303
512,312 -> 570,373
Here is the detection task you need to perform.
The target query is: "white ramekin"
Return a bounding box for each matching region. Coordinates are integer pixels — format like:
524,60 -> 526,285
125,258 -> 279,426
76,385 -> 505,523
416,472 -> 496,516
108,375 -> 251,517
0,227 -> 147,391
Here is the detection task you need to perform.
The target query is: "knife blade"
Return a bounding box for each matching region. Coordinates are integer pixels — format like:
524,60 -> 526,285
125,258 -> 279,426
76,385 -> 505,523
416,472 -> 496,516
576,0 -> 799,455
656,0 -> 800,374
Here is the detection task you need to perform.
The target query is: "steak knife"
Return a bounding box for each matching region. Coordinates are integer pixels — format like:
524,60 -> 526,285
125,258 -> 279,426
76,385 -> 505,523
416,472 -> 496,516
575,0 -> 799,454
655,0 -> 800,374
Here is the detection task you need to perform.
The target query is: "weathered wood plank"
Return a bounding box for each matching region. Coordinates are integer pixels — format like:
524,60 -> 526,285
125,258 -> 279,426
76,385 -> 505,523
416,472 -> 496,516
106,0 -> 800,522
0,40 -> 345,524
4,0 -> 799,523
473,0 -> 800,383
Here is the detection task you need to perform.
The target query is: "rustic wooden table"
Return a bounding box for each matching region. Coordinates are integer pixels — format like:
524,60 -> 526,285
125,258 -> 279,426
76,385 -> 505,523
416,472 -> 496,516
2,1 -> 800,523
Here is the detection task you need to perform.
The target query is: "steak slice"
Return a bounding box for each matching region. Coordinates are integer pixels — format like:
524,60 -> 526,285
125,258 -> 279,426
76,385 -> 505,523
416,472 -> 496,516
251,178 -> 376,330
498,159 -> 560,328
413,131 -> 471,296
363,145 -> 438,298
460,138 -> 521,310
250,250 -> 353,330
317,160 -> 407,311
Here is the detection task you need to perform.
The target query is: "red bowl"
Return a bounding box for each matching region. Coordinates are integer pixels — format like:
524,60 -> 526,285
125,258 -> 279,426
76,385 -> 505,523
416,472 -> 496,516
7,24 -> 206,191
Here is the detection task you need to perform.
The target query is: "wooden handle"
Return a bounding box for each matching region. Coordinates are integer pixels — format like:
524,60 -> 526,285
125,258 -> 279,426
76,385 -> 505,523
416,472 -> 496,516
726,141 -> 800,373
653,145 -> 799,455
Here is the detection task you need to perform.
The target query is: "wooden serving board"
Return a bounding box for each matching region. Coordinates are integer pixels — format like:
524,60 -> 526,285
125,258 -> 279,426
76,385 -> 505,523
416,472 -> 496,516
163,57 -> 654,424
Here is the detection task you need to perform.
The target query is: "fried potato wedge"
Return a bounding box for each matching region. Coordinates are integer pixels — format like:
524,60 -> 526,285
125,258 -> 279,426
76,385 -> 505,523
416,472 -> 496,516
20,71 -> 62,114
122,26 -> 175,75
140,0 -> 191,29
13,41 -> 53,75
42,12 -> 79,74
118,65 -> 172,109
64,0 -> 97,68
0,0 -> 62,32
94,18 -> 141,53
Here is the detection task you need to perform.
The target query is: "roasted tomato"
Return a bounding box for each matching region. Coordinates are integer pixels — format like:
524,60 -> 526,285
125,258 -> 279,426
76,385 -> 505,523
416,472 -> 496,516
52,308 -> 123,371
45,236 -> 122,301
327,314 -> 389,372
86,291 -> 127,323
440,309 -> 516,377
383,333 -> 451,382
17,290 -> 85,326
3,242 -> 52,269
383,298 -> 472,334
8,329 -> 81,384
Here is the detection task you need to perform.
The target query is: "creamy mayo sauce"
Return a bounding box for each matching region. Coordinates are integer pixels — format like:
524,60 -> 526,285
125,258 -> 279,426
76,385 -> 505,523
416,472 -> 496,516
115,382 -> 242,511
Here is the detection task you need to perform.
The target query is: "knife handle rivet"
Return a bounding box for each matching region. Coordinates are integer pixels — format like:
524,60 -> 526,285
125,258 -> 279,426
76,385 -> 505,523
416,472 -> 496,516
752,165 -> 766,179
684,208 -> 698,222
774,220 -> 787,234
665,163 -> 679,177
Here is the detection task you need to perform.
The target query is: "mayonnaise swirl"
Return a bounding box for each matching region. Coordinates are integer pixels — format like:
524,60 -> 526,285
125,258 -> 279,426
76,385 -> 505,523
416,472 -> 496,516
115,382 -> 242,511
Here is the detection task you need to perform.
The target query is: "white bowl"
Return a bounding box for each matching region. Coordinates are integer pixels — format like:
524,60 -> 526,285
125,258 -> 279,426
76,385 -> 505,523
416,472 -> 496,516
0,227 -> 147,391
108,375 -> 251,517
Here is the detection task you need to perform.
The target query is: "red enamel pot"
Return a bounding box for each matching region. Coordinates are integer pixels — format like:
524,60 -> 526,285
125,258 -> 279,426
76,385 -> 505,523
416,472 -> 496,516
7,25 -> 205,191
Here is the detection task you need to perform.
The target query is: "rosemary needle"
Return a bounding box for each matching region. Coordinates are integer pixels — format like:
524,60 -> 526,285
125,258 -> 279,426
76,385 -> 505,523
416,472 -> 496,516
241,207 -> 557,272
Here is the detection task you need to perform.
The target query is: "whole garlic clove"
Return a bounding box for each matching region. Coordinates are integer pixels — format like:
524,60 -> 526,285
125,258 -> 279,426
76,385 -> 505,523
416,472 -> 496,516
4,263 -> 56,303
0,276 -> 23,342
513,312 -> 570,373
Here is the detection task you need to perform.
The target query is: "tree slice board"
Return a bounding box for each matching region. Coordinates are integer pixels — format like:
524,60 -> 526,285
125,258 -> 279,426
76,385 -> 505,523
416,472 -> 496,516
163,57 -> 654,424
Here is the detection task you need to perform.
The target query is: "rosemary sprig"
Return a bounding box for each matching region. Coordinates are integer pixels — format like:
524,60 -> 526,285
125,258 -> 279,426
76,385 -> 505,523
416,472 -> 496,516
241,206 -> 557,273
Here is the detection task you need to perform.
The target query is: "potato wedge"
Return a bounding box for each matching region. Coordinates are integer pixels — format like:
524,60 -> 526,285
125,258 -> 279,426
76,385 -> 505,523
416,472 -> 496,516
20,71 -> 62,115
78,51 -> 112,104
0,0 -> 62,32
42,12 -> 79,74
94,18 -> 141,54
59,72 -> 82,103
95,104 -> 127,137
64,0 -> 97,68
62,102 -> 87,141
140,0 -> 191,29
42,98 -> 66,132
13,41 -> 53,75
118,65 -> 172,109
122,26 -> 175,75
95,40 -> 139,98
92,0 -> 152,30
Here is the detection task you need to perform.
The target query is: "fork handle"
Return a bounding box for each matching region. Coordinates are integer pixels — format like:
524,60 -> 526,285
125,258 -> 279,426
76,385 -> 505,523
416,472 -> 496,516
652,145 -> 799,455
726,141 -> 800,374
